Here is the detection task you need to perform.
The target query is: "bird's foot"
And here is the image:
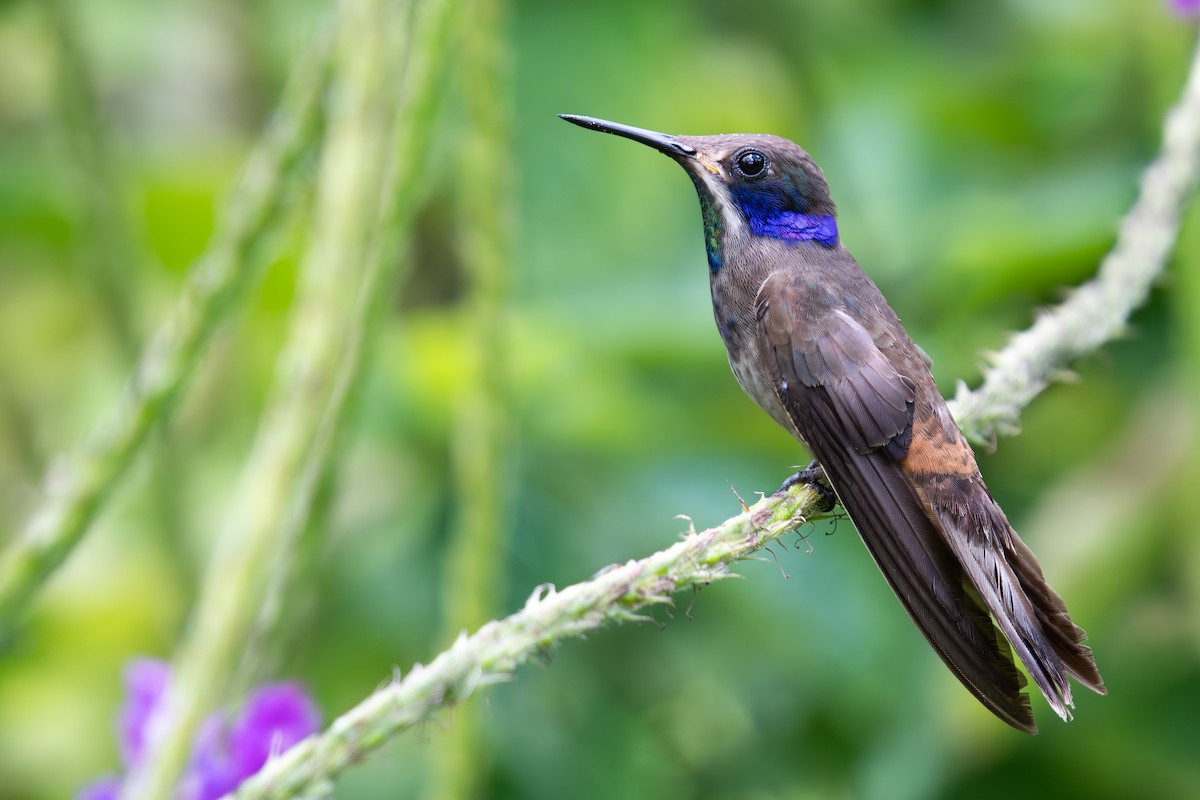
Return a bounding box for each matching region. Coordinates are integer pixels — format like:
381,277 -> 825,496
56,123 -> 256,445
778,460 -> 837,513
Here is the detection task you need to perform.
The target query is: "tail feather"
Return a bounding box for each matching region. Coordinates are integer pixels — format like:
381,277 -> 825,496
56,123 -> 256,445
1006,531 -> 1106,694
917,474 -> 1106,719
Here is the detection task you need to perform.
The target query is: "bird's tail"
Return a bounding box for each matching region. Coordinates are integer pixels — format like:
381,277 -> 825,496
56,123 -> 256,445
1005,528 -> 1107,696
922,475 -> 1106,721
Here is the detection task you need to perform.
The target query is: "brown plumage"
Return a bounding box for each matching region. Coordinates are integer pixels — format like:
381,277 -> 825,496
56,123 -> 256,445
562,115 -> 1105,732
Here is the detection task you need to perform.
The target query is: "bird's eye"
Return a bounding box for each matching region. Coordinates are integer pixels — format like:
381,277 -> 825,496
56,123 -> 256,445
735,150 -> 767,177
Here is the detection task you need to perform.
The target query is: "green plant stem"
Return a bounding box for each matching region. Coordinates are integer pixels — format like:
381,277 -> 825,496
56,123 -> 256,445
948,34 -> 1200,446
120,0 -> 461,794
45,0 -> 141,353
116,1 -> 399,797
432,0 -> 514,794
244,0 -> 461,682
0,20 -> 333,640
46,0 -> 192,592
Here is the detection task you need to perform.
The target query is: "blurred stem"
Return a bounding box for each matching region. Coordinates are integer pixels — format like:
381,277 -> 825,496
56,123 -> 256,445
431,0 -> 514,795
245,0 -> 461,684
0,381 -> 42,481
45,0 -> 140,353
45,0 -> 191,591
117,1 -> 401,796
1171,161 -> 1200,651
0,16 -> 333,639
239,453 -> 340,694
123,0 -> 461,796
226,30 -> 1200,799
949,34 -> 1200,447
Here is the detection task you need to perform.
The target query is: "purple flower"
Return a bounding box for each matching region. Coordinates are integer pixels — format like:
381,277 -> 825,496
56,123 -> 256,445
118,659 -> 170,767
78,660 -> 320,800
226,683 -> 320,776
1173,0 -> 1200,17
76,777 -> 120,800
180,684 -> 321,800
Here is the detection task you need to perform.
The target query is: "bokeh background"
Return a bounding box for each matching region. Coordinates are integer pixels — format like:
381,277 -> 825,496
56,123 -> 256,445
2,0 -> 1199,798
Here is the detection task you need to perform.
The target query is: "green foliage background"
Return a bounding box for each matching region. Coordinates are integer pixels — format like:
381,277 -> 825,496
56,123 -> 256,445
1,0 -> 1199,798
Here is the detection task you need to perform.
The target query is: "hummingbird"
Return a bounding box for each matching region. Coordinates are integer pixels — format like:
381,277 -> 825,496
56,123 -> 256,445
560,114 -> 1105,733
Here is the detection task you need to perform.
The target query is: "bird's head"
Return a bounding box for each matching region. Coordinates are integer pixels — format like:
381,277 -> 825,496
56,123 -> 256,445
560,115 -> 839,270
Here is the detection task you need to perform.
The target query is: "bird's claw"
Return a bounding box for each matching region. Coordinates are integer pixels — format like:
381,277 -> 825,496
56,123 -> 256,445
778,460 -> 837,513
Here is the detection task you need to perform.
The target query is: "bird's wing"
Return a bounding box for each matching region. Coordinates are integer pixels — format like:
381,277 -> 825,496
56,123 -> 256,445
755,270 -> 1036,732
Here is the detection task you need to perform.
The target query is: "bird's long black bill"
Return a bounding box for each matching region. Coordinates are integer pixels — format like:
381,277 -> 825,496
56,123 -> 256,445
559,114 -> 696,157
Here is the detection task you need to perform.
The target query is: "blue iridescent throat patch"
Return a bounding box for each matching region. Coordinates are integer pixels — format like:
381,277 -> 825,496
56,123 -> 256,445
745,210 -> 839,247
